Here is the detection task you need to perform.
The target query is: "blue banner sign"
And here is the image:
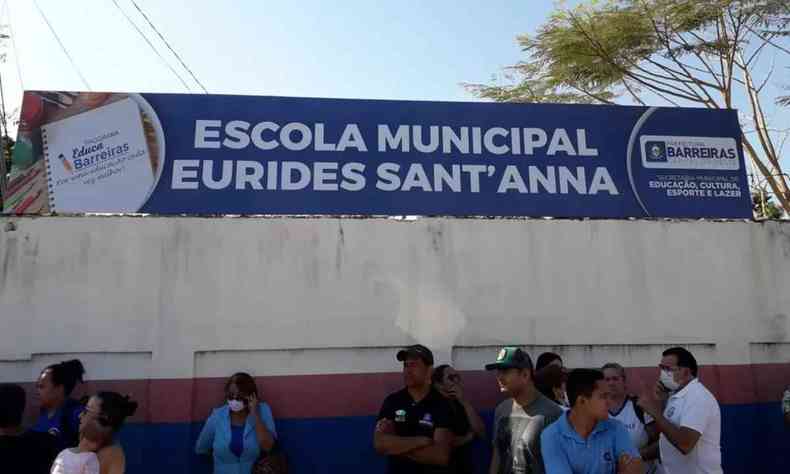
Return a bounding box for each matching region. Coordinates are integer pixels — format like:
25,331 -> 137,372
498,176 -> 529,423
4,91 -> 751,218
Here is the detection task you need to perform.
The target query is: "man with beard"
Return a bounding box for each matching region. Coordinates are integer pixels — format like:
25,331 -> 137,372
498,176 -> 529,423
487,346 -> 562,474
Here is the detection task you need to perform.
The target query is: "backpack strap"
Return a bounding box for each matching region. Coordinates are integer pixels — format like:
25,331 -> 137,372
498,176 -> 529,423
629,395 -> 647,425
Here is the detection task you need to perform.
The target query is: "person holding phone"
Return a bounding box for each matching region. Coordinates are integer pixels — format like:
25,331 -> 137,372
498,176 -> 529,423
637,347 -> 722,474
195,373 -> 277,474
432,365 -> 486,474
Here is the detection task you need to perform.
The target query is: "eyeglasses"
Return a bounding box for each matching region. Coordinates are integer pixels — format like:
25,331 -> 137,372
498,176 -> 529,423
227,393 -> 248,401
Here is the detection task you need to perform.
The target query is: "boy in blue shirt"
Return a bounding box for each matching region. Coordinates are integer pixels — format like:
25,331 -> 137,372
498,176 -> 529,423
540,369 -> 642,474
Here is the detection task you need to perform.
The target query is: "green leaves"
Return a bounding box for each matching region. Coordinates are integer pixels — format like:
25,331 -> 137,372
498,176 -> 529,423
465,0 -> 790,215
467,0 -> 787,105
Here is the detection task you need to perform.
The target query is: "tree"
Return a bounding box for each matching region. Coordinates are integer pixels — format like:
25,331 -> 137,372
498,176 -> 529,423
752,185 -> 784,218
466,0 -> 790,215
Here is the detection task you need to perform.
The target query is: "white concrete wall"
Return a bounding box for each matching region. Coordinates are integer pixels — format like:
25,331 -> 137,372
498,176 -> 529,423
1,217 -> 789,381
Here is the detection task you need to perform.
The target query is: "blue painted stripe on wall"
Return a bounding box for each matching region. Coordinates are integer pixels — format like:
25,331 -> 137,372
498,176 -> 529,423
115,403 -> 789,474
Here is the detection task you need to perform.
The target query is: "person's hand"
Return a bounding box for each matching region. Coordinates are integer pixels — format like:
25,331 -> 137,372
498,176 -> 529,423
654,381 -> 669,402
447,383 -> 465,402
247,393 -> 260,417
375,419 -> 395,434
617,454 -> 641,474
636,386 -> 662,418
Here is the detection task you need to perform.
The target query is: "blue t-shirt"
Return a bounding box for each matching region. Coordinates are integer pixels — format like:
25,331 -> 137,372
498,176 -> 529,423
30,400 -> 84,449
195,403 -> 278,474
229,425 -> 244,457
540,412 -> 639,474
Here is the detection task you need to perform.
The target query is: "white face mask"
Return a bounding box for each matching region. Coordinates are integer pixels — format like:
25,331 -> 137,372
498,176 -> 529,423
228,399 -> 245,412
660,369 -> 680,391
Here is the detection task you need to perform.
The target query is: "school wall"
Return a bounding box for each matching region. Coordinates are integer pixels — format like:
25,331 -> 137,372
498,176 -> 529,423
1,216 -> 789,473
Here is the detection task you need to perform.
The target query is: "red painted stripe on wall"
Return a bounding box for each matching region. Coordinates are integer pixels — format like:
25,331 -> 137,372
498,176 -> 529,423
13,363 -> 790,425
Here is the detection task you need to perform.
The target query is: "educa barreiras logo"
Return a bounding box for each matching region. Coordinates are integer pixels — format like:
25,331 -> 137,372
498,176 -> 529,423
71,139 -> 130,172
640,135 -> 739,170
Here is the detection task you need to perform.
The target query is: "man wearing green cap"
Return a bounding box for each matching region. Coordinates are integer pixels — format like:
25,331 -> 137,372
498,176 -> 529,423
486,346 -> 563,474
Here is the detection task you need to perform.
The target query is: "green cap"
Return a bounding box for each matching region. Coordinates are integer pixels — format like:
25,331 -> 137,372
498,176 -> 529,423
485,346 -> 533,371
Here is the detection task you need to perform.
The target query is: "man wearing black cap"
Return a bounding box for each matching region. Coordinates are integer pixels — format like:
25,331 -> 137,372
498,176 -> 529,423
374,344 -> 453,473
486,346 -> 563,474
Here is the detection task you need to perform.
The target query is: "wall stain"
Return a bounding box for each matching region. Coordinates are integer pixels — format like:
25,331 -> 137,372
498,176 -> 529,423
1,236 -> 18,294
335,221 -> 345,275
22,234 -> 39,258
428,223 -> 443,253
766,313 -> 788,341
79,233 -> 92,265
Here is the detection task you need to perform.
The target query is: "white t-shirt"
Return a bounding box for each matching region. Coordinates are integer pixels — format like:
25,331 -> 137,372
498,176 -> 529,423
609,398 -> 663,474
610,398 -> 649,449
659,378 -> 722,474
50,448 -> 101,474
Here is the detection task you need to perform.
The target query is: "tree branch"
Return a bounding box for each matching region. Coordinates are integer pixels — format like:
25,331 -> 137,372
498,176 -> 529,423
742,23 -> 790,56
740,53 -> 784,177
745,31 -> 774,66
620,79 -> 646,105
742,137 -> 790,213
564,10 -> 703,103
568,84 -> 617,104
755,56 -> 776,93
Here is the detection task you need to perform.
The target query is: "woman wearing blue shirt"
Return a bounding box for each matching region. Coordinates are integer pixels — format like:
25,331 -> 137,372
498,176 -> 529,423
196,372 -> 277,474
32,359 -> 85,450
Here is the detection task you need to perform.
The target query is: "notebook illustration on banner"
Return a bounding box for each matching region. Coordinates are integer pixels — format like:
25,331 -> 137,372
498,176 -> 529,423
42,97 -> 155,213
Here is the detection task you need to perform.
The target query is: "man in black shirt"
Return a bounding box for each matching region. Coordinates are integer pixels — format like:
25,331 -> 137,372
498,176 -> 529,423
0,383 -> 60,474
374,344 -> 453,474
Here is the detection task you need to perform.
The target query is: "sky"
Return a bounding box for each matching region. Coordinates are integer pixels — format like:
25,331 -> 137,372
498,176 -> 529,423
0,0 -> 787,172
0,1 -> 576,110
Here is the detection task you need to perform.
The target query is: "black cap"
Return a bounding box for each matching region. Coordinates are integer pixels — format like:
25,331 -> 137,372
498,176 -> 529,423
396,344 -> 434,366
485,346 -> 533,371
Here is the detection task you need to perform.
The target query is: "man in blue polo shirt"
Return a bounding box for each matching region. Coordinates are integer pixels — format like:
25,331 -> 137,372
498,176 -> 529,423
541,369 -> 642,474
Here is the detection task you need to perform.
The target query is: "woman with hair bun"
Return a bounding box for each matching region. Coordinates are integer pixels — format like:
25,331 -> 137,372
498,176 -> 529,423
78,391 -> 138,474
33,359 -> 86,449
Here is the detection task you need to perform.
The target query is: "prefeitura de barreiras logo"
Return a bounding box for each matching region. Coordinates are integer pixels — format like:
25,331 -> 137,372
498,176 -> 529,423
645,141 -> 667,163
